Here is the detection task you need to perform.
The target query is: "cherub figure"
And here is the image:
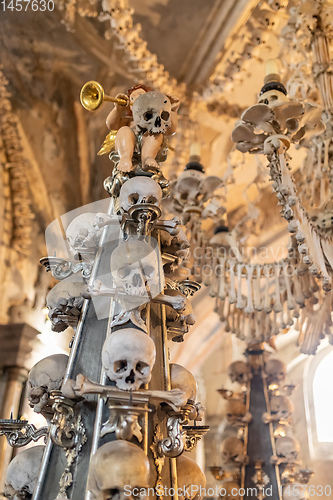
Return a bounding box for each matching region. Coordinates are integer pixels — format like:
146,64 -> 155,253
104,83 -> 179,172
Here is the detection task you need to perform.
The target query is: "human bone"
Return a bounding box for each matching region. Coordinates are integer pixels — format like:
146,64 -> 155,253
110,238 -> 163,309
220,437 -> 245,465
27,354 -> 69,413
276,436 -> 301,462
161,227 -> 190,273
102,328 -> 156,391
46,274 -> 85,332
219,481 -> 241,500
270,396 -> 294,420
165,289 -> 195,331
119,176 -> 162,213
170,363 -> 197,402
4,445 -> 45,499
132,91 -> 172,135
226,400 -> 251,424
176,455 -> 206,500
88,440 -> 150,500
265,359 -> 287,384
66,213 -> 103,256
228,360 -> 251,385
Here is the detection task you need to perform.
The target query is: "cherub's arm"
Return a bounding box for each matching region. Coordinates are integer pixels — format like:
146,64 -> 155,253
106,93 -> 131,130
165,96 -> 180,136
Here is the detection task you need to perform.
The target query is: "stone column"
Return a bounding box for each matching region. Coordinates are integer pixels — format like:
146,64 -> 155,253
0,323 -> 39,489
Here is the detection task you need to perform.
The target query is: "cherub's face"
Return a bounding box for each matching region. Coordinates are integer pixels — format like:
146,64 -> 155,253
129,88 -> 146,105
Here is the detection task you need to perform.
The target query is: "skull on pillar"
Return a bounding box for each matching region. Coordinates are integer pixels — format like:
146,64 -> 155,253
88,441 -> 150,500
176,455 -> 206,500
265,359 -> 287,385
110,238 -> 163,310
66,213 -> 103,257
119,177 -> 163,213
27,354 -> 69,413
228,361 -> 251,385
275,436 -> 300,462
46,274 -> 85,332
102,328 -> 156,391
4,445 -> 45,500
270,396 -> 294,421
220,436 -> 245,465
226,400 -> 251,425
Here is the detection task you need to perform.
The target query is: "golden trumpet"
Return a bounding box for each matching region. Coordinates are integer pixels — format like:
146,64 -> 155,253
80,81 -> 128,111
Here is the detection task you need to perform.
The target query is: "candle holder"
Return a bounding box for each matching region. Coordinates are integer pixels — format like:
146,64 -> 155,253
0,418 -> 48,447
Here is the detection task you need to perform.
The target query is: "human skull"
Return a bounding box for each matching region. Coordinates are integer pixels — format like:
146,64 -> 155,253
46,274 -> 85,332
170,363 -> 197,402
4,445 -> 45,499
220,437 -> 244,465
102,328 -> 156,391
119,177 -> 163,213
66,213 -> 103,256
270,396 -> 294,420
310,206 -> 333,235
161,228 -> 190,274
225,400 -> 247,424
219,481 -> 241,500
282,484 -> 309,500
27,354 -> 69,413
228,361 -> 251,385
265,359 -> 287,385
110,239 -> 163,310
132,91 -> 172,135
173,168 -> 206,207
88,441 -> 150,500
276,436 -> 300,462
176,455 -> 206,500
165,290 -> 195,334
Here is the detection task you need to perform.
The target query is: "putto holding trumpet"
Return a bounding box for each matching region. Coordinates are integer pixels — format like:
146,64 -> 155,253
80,80 -> 180,174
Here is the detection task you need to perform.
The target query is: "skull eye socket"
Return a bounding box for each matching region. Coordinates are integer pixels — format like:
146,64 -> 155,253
117,267 -> 131,279
114,360 -> 127,373
161,111 -> 170,121
144,111 -> 154,121
136,361 -> 149,374
142,265 -> 155,277
129,193 -> 139,205
147,196 -> 157,204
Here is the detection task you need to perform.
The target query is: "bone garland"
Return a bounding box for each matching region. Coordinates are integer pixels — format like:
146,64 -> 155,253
236,263 -> 245,310
297,290 -> 333,354
268,149 -> 333,289
200,0 -> 279,103
253,265 -> 263,311
54,0 -> 184,98
0,71 -> 33,255
244,265 -> 254,313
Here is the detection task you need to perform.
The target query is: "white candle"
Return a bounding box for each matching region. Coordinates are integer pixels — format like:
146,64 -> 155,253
190,142 -> 201,158
265,59 -> 279,77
